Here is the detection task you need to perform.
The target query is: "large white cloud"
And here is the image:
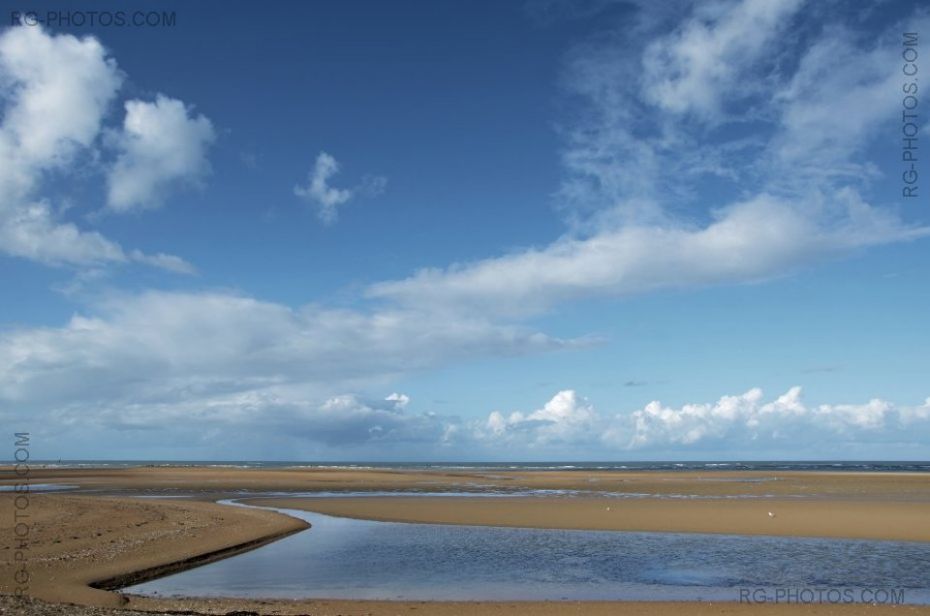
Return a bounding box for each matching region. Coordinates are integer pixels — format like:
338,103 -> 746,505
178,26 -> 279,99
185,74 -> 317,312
0,24 -> 205,271
0,25 -> 128,267
0,289 -> 576,457
0,290 -> 571,414
0,24 -> 121,172
369,191 -> 924,316
107,95 -> 215,212
56,390 -> 446,446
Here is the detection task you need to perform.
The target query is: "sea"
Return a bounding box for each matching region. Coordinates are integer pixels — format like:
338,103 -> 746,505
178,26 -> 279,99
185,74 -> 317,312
23,460 -> 930,472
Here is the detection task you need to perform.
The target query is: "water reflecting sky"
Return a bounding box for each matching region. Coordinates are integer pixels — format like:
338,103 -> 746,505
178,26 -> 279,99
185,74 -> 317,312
126,505 -> 930,603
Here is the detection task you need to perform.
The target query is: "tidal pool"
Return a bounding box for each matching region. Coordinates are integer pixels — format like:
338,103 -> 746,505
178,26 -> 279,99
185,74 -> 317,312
125,503 -> 930,603
0,483 -> 76,492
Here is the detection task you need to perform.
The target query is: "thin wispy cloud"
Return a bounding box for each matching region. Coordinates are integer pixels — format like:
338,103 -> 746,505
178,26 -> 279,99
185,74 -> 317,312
370,1 -> 928,317
641,0 -> 804,119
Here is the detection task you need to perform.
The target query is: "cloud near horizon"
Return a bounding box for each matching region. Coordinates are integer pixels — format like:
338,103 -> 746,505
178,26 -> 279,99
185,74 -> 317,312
14,380 -> 930,458
0,289 -> 572,425
476,387 -> 930,455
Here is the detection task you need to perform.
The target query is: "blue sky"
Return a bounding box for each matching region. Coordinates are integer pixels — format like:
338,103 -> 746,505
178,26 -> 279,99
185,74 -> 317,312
1,0 -> 928,461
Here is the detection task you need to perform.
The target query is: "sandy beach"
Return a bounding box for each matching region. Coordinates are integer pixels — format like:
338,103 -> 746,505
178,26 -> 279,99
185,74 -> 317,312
250,495 -> 930,542
0,493 -> 307,608
5,464 -> 930,498
1,466 -> 929,615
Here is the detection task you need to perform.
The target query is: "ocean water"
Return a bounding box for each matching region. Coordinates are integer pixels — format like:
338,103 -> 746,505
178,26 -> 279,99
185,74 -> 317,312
124,504 -> 930,603
24,459 -> 930,472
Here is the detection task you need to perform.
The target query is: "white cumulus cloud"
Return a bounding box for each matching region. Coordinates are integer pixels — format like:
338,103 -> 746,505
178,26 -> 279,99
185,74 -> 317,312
471,387 -> 930,457
481,390 -> 598,445
107,95 -> 215,212
0,24 -> 203,272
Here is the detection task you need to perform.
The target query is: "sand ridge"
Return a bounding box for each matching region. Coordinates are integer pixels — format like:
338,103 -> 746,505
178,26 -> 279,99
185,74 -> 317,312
4,465 -> 930,499
248,495 -> 930,542
0,493 -> 307,608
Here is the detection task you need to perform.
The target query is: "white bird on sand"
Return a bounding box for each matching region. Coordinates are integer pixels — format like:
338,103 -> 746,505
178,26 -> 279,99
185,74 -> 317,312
768,511 -> 776,518
606,506 -> 611,511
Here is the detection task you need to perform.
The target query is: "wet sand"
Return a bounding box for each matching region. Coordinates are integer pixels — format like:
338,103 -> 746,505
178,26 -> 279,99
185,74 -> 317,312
4,465 -> 930,499
0,466 -> 929,614
0,494 -> 307,608
5,593 -> 930,616
249,495 -> 930,542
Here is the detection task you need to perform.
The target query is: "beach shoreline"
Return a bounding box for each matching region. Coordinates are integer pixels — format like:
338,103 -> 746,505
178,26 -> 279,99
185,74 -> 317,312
1,465 -> 929,615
